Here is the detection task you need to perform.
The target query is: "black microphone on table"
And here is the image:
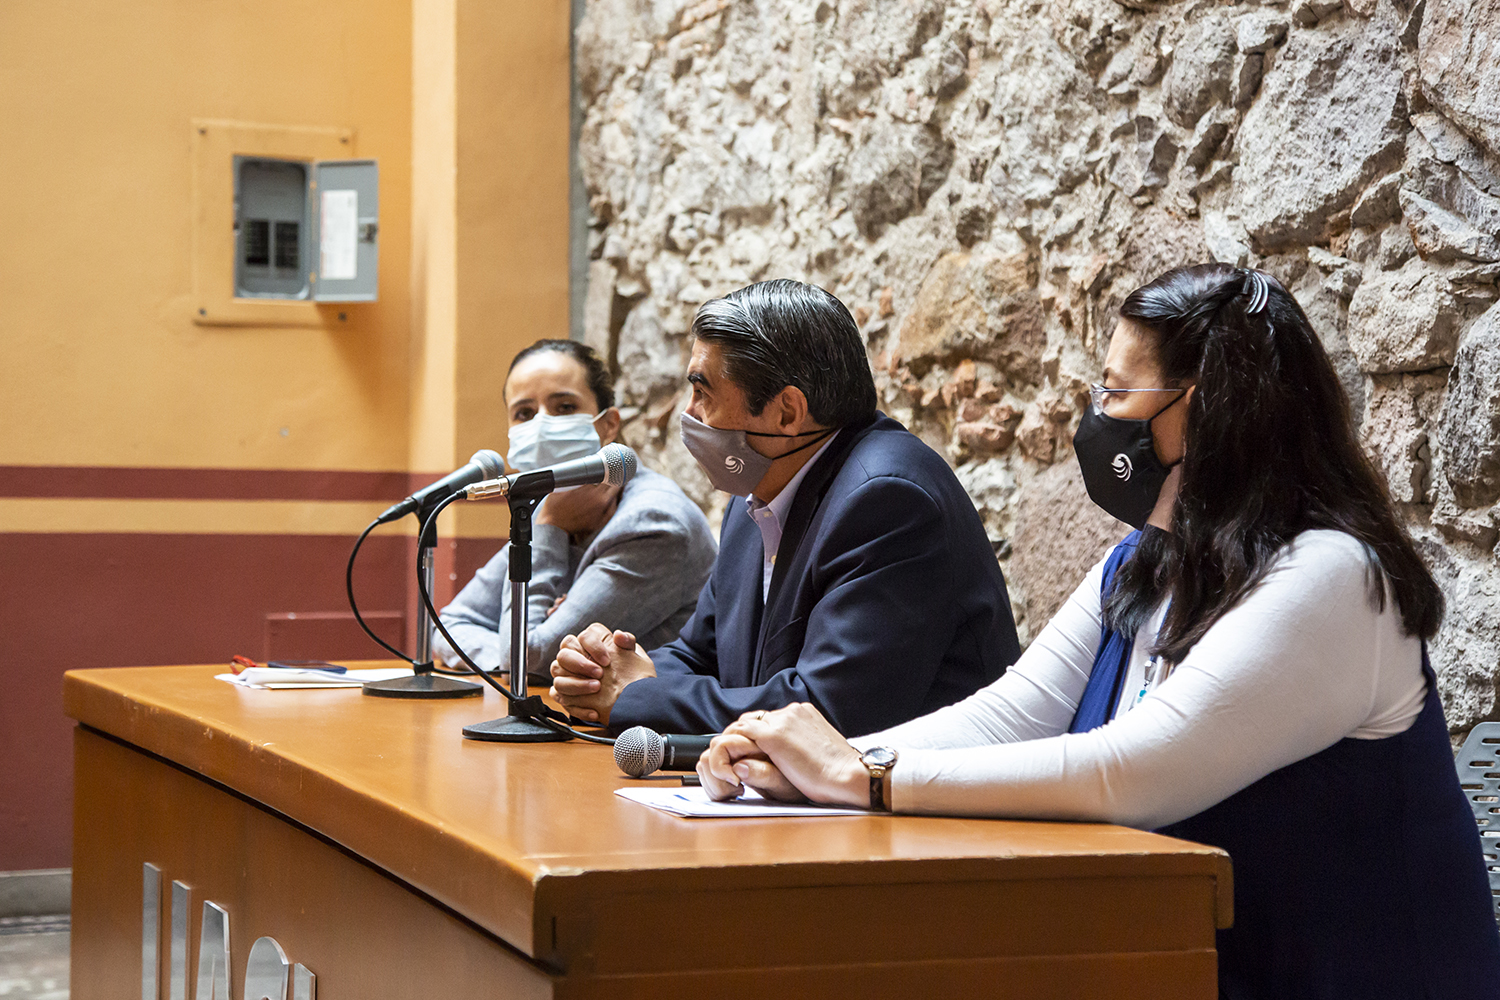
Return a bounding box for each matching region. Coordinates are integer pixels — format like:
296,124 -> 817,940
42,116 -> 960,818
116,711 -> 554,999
464,443 -> 637,501
376,449 -> 505,524
614,727 -> 716,776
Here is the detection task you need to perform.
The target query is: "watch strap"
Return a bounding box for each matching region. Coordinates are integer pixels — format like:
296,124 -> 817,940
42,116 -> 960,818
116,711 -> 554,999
859,747 -> 896,812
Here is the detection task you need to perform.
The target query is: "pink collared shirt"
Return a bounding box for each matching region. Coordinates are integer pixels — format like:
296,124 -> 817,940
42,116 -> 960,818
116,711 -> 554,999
744,436 -> 836,603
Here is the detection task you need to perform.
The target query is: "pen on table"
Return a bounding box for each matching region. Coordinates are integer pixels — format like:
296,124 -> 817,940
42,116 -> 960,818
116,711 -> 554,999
268,660 -> 347,673
680,774 -> 701,786
229,656 -> 348,675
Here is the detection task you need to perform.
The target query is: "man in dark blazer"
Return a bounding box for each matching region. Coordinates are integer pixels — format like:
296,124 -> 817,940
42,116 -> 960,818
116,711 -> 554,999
550,279 -> 1021,737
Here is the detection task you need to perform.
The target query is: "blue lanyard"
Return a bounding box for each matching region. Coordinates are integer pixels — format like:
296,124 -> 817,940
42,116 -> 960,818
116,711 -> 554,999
1130,655 -> 1162,712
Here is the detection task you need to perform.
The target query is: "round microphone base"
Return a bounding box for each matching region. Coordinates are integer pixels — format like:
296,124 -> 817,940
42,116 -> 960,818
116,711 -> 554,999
462,715 -> 571,743
362,674 -> 483,699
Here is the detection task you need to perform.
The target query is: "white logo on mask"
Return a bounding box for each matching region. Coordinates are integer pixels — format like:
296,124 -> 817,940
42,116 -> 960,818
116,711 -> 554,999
1112,453 -> 1133,481
725,455 -> 745,474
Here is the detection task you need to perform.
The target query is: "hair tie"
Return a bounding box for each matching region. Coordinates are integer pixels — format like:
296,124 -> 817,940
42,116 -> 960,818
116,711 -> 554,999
1241,269 -> 1270,315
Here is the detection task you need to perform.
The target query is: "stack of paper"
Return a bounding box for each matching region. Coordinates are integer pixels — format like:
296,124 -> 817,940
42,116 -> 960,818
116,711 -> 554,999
614,785 -> 868,818
215,667 -> 413,690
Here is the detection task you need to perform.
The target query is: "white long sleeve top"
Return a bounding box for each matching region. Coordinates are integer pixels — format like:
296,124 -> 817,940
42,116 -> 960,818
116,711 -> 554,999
855,530 -> 1428,830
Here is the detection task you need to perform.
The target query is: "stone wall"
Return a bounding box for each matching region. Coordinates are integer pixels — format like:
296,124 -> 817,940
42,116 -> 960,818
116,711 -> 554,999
574,0 -> 1500,734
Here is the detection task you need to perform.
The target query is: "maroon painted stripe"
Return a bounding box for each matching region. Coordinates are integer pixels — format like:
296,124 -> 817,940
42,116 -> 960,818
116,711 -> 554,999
0,529 -> 505,870
0,466 -> 444,502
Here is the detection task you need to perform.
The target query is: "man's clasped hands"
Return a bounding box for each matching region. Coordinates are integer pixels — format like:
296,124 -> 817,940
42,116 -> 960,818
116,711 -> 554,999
548,625 -> 868,805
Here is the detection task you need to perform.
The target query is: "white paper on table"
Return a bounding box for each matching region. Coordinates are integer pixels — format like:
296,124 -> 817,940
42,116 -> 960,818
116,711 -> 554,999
215,667 -> 412,690
614,785 -> 869,818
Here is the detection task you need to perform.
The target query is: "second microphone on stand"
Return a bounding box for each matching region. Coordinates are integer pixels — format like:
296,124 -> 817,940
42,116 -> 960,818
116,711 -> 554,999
377,449 -> 504,524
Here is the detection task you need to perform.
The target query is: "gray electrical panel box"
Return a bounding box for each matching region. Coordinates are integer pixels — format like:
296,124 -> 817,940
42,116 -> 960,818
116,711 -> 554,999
233,157 -> 378,303
312,160 -> 379,302
235,158 -> 310,299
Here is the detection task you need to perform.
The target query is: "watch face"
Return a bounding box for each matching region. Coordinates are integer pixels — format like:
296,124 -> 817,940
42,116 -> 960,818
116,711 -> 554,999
863,747 -> 897,768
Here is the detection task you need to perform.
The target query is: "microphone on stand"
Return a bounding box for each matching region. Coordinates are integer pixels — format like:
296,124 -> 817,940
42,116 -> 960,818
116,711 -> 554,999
458,443 -> 640,744
359,447 -> 504,699
377,449 -> 505,524
614,727 -> 716,776
464,443 -> 637,500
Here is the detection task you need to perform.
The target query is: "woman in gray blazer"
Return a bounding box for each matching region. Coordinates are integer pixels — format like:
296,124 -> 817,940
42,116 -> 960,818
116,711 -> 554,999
433,340 -> 717,681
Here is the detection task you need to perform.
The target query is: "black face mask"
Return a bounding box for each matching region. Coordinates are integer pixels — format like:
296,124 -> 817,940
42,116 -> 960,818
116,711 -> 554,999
1072,393 -> 1184,529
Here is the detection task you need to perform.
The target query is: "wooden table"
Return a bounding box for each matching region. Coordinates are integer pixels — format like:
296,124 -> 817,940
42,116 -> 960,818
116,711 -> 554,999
65,664 -> 1231,999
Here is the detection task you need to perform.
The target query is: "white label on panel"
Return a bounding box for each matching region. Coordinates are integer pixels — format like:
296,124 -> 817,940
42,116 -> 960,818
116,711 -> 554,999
320,190 -> 358,281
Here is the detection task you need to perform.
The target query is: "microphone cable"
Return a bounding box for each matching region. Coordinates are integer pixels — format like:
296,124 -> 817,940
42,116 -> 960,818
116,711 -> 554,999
347,513 -> 499,677
417,491 -> 616,746
346,517 -> 422,670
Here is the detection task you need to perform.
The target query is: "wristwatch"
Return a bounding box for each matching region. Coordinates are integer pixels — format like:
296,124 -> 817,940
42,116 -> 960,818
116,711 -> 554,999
859,746 -> 898,811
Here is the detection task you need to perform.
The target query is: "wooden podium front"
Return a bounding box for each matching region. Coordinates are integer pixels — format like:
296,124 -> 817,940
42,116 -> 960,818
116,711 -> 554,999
65,664 -> 1231,999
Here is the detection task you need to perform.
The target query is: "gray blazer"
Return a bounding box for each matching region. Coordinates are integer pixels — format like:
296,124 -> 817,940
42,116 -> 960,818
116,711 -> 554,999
433,466 -> 717,680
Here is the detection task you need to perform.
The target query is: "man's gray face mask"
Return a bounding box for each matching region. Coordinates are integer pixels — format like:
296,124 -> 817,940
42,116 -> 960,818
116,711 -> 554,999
679,411 -> 834,496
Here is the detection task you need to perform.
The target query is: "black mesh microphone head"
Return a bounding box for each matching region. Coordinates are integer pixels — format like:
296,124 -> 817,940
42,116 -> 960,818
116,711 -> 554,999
470,449 -> 504,478
613,726 -> 664,777
599,444 -> 638,488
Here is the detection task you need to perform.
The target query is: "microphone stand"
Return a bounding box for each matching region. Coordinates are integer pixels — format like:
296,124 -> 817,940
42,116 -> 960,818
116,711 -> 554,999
363,496 -> 483,699
461,484 -> 570,742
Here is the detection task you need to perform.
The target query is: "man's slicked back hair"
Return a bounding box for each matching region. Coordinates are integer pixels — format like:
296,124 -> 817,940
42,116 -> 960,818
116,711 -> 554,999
690,279 -> 877,426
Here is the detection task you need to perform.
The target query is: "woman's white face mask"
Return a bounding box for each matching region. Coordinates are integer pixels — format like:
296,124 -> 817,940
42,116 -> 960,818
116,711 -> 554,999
506,412 -> 604,481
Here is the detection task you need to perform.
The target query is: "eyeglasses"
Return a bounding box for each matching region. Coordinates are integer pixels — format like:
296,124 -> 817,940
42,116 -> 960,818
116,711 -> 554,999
1088,383 -> 1181,415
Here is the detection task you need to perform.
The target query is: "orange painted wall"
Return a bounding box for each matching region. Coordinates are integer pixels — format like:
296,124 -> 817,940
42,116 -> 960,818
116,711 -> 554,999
0,0 -> 571,868
0,0 -> 413,474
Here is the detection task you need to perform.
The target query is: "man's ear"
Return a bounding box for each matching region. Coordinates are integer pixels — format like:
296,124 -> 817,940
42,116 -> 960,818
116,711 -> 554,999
770,385 -> 812,432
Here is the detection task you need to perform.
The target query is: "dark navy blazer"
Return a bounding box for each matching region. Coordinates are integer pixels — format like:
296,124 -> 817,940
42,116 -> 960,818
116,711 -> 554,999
610,413 -> 1022,736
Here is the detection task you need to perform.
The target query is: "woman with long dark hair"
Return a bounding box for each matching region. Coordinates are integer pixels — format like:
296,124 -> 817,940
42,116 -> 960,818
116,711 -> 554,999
697,264 -> 1500,998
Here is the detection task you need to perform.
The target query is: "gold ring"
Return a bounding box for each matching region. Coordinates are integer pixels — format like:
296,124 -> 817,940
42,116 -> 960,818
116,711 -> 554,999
757,711 -> 768,721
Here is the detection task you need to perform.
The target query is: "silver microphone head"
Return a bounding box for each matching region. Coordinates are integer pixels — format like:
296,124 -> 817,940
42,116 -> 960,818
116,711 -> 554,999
613,726 -> 665,777
599,443 -> 638,488
470,449 -> 505,478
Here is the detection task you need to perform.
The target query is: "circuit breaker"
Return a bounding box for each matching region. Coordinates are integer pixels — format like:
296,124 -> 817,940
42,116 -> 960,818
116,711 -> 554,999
233,157 -> 378,302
